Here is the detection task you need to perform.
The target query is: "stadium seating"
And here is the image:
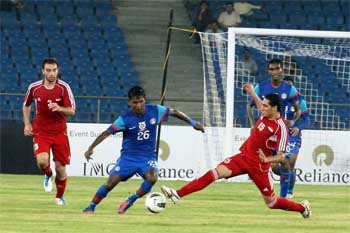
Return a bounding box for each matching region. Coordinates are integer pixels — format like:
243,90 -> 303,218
1,0 -> 349,128
184,0 -> 350,129
0,0 -> 138,123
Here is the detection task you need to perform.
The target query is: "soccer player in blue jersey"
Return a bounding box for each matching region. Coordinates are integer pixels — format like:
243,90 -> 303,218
82,86 -> 204,214
273,77 -> 311,198
247,58 -> 301,128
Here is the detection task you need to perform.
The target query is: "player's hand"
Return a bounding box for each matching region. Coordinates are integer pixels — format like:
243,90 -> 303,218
290,127 -> 300,137
84,149 -> 94,161
243,83 -> 254,95
285,120 -> 293,128
258,148 -> 267,163
48,102 -> 61,112
194,122 -> 205,133
24,124 -> 33,136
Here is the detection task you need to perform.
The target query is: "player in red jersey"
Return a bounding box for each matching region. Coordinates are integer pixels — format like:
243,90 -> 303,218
161,84 -> 311,218
23,58 -> 76,205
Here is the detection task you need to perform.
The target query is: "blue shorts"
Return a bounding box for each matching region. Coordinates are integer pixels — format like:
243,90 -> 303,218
110,155 -> 159,180
285,137 -> 302,158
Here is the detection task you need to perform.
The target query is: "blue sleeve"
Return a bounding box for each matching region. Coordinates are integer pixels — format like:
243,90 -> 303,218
295,100 -> 311,130
157,105 -> 170,123
254,84 -> 261,97
107,116 -> 125,134
288,86 -> 299,104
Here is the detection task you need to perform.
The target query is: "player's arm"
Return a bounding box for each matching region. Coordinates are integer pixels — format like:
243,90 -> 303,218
258,149 -> 285,163
247,102 -> 255,127
84,116 -> 124,161
290,100 -> 311,136
48,103 -> 75,116
260,118 -> 288,163
84,130 -> 112,161
286,86 -> 301,127
245,84 -> 261,128
244,84 -> 263,112
23,105 -> 33,136
50,84 -> 76,116
169,108 -> 204,133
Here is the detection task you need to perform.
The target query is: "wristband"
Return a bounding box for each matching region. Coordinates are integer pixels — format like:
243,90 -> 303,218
290,120 -> 295,126
189,119 -> 197,127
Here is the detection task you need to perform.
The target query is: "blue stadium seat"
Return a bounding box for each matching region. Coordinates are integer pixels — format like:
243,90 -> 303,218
1,11 -> 18,25
302,2 -> 322,13
0,111 -> 13,120
98,112 -> 115,123
19,12 -> 39,25
83,25 -> 103,36
60,15 -> 79,27
73,112 -> 96,123
56,6 -> 75,16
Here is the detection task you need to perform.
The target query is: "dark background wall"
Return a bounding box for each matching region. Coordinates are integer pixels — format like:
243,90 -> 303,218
0,120 -> 39,174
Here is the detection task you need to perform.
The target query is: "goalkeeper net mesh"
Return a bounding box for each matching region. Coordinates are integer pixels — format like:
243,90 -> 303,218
198,31 -> 350,177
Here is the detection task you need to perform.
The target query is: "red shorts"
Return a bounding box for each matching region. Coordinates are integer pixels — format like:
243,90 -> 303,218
219,153 -> 275,197
33,131 -> 71,165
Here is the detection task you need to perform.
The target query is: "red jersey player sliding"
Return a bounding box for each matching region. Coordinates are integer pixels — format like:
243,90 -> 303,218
161,83 -> 311,218
23,58 -> 76,205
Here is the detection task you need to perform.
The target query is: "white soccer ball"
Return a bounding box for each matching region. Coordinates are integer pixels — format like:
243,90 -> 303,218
145,192 -> 167,213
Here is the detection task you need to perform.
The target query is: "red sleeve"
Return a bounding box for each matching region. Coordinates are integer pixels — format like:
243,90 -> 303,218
23,86 -> 34,106
62,83 -> 76,110
276,119 -> 288,152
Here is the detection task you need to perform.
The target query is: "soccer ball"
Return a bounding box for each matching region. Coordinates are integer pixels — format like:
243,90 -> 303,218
145,192 -> 167,213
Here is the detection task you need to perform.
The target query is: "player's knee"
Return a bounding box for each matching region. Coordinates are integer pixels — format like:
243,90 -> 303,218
216,165 -> 231,179
37,161 -> 49,170
147,176 -> 158,184
104,183 -> 114,191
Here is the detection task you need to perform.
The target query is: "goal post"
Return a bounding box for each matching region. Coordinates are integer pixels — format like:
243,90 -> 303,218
198,28 -> 350,176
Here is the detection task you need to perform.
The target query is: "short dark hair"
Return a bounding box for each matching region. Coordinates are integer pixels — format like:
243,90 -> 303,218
283,76 -> 294,85
264,93 -> 282,112
268,58 -> 283,68
128,86 -> 146,99
42,57 -> 59,69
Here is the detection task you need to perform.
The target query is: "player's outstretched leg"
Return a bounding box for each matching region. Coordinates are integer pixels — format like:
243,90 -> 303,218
162,169 -> 219,204
83,185 -> 109,213
118,180 -> 153,214
268,197 -> 311,218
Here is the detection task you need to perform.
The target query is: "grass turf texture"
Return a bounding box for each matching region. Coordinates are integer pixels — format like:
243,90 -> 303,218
0,174 -> 349,233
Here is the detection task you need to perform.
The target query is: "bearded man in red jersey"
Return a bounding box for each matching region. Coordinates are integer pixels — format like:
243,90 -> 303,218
23,58 -> 76,206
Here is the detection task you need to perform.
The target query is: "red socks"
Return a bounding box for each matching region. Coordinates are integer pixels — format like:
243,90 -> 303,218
270,197 -> 304,213
55,177 -> 67,198
41,165 -> 52,177
177,169 -> 219,198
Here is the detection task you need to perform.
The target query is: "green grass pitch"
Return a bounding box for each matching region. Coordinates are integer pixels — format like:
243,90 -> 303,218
0,174 -> 349,233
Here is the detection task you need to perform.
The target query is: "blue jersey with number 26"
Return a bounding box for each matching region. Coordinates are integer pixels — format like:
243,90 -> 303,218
107,104 -> 170,159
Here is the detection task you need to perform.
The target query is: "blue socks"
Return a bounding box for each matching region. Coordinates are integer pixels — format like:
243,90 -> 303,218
89,185 -> 109,208
280,171 -> 291,198
287,172 -> 296,195
128,180 -> 153,203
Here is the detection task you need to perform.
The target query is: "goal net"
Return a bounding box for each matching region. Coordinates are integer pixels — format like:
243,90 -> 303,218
198,28 -> 350,184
